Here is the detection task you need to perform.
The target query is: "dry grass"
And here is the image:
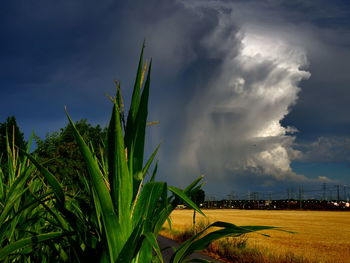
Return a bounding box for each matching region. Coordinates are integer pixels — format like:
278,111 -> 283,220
161,209 -> 350,263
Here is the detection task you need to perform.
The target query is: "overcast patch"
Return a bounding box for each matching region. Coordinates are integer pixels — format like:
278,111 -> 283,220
296,136 -> 350,163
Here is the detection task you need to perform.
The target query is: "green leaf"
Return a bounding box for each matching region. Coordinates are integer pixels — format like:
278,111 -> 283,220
22,151 -> 65,206
144,232 -> 164,263
124,44 -> 146,177
132,182 -> 166,229
107,102 -> 132,228
168,186 -> 204,216
0,191 -> 53,242
127,42 -> 145,127
131,60 -> 152,175
0,232 -> 69,260
141,144 -> 160,180
0,187 -> 28,226
172,221 -> 280,263
150,161 -> 158,182
184,176 -> 204,194
115,221 -> 144,263
66,111 -> 122,262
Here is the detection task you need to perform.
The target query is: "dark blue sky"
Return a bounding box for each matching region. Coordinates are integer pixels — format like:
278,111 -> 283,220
1,0 -> 350,198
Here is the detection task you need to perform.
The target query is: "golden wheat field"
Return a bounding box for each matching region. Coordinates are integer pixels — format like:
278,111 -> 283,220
162,209 -> 350,263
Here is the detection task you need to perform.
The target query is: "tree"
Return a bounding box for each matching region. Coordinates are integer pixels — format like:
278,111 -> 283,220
0,116 -> 27,168
190,189 -> 205,231
190,189 -> 205,206
34,119 -> 106,193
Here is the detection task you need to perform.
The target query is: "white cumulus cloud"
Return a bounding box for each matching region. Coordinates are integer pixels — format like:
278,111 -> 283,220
177,1 -> 311,186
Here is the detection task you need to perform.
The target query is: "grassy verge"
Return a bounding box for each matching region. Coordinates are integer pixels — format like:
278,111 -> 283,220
162,219 -> 313,263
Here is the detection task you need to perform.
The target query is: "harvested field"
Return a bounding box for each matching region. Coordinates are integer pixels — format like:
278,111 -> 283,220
162,209 -> 350,263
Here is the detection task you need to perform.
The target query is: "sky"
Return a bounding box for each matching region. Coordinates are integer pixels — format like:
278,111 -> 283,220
1,0 -> 350,199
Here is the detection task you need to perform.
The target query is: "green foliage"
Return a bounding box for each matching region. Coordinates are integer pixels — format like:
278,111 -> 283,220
0,134 -> 73,263
0,116 -> 27,172
191,189 -> 205,206
34,119 -> 106,193
0,116 -> 27,152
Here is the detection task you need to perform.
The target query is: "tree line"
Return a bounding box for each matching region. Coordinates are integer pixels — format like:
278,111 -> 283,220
0,116 -> 206,203
0,116 -> 105,193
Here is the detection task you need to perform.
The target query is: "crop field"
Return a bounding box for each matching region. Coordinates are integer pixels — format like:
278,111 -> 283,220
163,209 -> 350,263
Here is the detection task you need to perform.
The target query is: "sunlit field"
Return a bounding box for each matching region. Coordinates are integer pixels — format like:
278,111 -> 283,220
162,209 -> 350,263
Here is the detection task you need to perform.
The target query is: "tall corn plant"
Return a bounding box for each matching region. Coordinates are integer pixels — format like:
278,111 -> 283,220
0,45 -> 281,262
61,45 -> 209,262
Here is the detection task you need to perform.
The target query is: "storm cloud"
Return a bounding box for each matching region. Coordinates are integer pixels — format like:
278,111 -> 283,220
1,0 -> 350,196
170,2 -> 310,188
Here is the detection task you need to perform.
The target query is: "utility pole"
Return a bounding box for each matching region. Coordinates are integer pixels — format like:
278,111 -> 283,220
345,186 -> 349,201
299,186 -> 303,209
323,183 -> 327,201
337,185 -> 340,202
268,191 -> 272,208
231,191 -> 236,200
253,192 -> 259,208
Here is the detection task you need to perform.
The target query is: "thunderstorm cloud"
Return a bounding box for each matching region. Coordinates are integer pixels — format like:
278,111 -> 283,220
174,2 -> 311,190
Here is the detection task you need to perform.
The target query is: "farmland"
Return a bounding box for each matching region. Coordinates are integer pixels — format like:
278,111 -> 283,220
163,209 -> 350,263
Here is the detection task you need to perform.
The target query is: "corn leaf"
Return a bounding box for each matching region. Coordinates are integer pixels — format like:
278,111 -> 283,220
107,102 -> 132,229
22,151 -> 65,207
184,176 -> 204,194
141,144 -> 160,180
124,45 -> 145,179
144,232 -> 163,263
0,232 -> 69,260
115,221 -> 144,263
126,42 -> 145,129
131,60 -> 152,176
150,160 -> 158,182
172,221 -> 279,263
132,182 -> 166,228
66,112 -> 121,262
168,186 -> 204,216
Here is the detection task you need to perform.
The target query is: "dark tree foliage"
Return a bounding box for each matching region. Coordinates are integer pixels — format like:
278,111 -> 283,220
0,116 -> 27,166
190,189 -> 205,206
34,119 -> 106,193
174,188 -> 205,207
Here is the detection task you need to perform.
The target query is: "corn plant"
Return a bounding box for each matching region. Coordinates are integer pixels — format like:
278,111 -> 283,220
0,44 -> 281,262
0,129 -> 73,263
